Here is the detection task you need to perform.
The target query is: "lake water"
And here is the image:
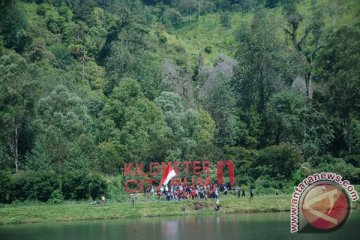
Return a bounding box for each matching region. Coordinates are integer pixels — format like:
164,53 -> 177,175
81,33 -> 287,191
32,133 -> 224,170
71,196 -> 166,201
0,211 -> 359,240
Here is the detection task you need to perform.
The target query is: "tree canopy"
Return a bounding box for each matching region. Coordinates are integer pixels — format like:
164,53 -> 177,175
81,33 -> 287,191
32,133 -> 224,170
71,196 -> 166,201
0,0 -> 359,202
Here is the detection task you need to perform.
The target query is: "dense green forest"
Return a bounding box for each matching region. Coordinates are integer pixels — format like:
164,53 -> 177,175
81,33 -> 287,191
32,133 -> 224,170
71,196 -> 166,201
0,0 -> 359,203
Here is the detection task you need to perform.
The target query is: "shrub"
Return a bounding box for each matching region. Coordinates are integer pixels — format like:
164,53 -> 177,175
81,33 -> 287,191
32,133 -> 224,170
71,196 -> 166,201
309,155 -> 336,167
223,146 -> 256,177
253,143 -> 304,180
344,155 -> 360,167
310,157 -> 360,184
62,171 -> 108,200
34,172 -> 61,201
262,180 -> 270,188
62,171 -> 90,200
158,33 -> 167,44
11,171 -> 60,202
162,8 -> 183,28
236,176 -> 252,186
292,162 -> 312,183
48,190 -> 64,204
0,170 -> 13,203
107,175 -> 124,202
46,12 -> 65,34
204,46 -> 212,54
89,173 -> 107,201
49,44 -> 74,69
36,4 -> 49,16
220,12 -> 231,28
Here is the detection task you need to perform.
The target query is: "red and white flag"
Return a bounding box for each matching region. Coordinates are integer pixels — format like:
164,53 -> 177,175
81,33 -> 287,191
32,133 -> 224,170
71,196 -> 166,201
159,164 -> 177,187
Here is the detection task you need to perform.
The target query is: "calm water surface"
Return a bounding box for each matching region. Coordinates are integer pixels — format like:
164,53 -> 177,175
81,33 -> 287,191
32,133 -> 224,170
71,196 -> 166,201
0,211 -> 359,240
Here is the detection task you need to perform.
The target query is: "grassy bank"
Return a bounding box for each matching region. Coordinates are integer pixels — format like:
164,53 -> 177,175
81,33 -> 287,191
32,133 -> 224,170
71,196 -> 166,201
1,194 -> 359,225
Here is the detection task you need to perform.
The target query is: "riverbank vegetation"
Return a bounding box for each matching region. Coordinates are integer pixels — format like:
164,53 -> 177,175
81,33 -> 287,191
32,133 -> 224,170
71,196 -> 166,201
1,0 -> 360,204
1,192 -> 359,225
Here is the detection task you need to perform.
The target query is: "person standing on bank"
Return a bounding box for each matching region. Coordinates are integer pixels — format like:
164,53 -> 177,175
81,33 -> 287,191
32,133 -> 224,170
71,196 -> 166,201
215,199 -> 220,211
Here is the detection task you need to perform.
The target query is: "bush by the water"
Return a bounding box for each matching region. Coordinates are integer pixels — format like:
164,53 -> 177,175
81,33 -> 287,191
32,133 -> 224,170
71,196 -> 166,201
0,170 -> 12,203
62,171 -> 107,200
11,171 -> 60,202
0,170 -> 107,203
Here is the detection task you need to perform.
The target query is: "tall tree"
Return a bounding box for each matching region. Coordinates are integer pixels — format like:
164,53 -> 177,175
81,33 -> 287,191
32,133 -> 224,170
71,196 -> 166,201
316,26 -> 360,154
282,0 -> 325,100
98,78 -> 169,167
0,52 -> 37,172
232,8 -> 293,145
33,85 -> 93,172
203,77 -> 243,147
266,90 -> 307,145
0,0 -> 32,52
155,91 -> 215,160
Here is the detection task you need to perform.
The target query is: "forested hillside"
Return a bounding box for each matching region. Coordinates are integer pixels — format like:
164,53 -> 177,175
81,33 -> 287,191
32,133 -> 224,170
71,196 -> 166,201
0,0 -> 359,202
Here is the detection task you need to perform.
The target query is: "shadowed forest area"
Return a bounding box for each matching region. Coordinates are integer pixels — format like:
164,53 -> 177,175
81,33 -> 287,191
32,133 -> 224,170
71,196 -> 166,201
0,0 -> 359,203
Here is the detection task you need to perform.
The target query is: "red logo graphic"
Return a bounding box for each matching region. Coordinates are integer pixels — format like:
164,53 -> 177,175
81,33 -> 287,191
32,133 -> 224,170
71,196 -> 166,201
301,182 -> 350,231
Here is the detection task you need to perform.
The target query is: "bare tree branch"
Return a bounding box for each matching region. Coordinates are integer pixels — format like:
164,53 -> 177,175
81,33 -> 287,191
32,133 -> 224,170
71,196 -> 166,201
297,26 -> 312,52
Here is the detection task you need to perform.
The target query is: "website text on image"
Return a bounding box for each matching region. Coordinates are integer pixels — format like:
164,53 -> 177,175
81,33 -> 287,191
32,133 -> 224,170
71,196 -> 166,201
290,172 -> 359,233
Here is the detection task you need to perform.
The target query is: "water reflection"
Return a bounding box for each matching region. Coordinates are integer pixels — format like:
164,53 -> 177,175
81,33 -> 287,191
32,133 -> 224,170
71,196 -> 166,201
0,211 -> 359,240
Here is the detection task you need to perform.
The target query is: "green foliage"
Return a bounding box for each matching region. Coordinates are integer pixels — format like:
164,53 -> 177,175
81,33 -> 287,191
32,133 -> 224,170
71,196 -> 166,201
97,142 -> 123,175
204,46 -> 212,54
266,90 -> 307,144
28,37 -> 52,62
0,51 -> 39,172
265,0 -> 280,9
344,155 -> 360,168
223,146 -> 256,178
316,26 -> 360,154
232,8 -> 295,146
253,143 -> 304,180
12,171 -> 60,202
316,26 -> 360,119
162,8 -> 183,28
36,85 -> 93,141
0,0 -> 359,203
292,162 -> 312,184
29,126 -> 70,173
298,155 -> 360,184
48,189 -> 64,204
45,10 -> 66,34
0,170 -> 13,203
300,110 -> 335,158
49,44 -> 74,69
351,120 -> 360,154
0,0 -> 32,52
220,11 -> 231,28
309,154 -> 336,167
31,85 -> 93,173
204,78 -> 243,147
154,91 -> 216,159
158,33 -> 167,43
195,110 -> 215,145
236,175 -> 253,187
62,171 -> 90,200
311,156 -> 360,183
65,134 -> 96,172
61,171 -> 107,200
98,78 -> 168,164
72,0 -> 97,26
106,175 -> 124,202
89,173 -> 107,200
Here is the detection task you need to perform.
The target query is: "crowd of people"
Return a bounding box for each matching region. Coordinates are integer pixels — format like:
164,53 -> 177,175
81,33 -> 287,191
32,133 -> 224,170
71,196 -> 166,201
144,183 -> 250,201
142,182 -> 258,202
157,183 -> 220,201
